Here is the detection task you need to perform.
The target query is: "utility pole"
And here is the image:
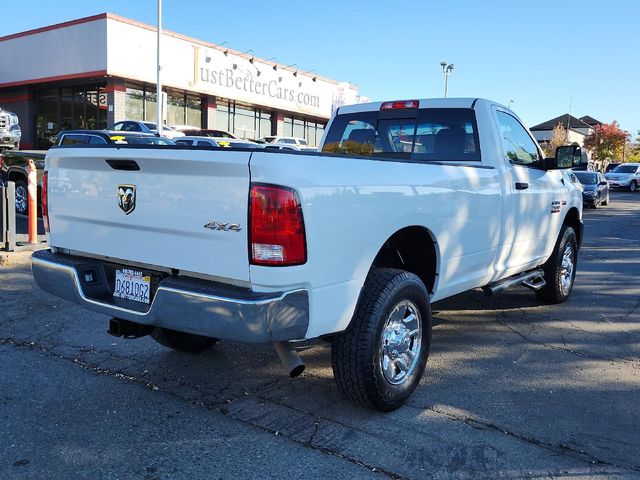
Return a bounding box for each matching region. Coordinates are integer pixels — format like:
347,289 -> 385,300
156,0 -> 163,136
440,62 -> 454,98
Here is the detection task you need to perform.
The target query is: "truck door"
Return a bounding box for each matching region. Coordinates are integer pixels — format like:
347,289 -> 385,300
493,108 -> 568,273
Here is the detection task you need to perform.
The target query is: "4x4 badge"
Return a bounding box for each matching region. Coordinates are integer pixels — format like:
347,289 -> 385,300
117,184 -> 136,215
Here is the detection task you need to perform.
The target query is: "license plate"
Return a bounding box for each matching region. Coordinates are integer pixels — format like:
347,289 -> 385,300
113,268 -> 151,304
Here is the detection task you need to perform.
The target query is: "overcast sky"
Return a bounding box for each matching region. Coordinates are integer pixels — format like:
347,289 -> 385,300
3,0 -> 639,135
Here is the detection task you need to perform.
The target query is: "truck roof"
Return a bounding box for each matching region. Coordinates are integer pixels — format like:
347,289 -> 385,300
337,98 -> 502,115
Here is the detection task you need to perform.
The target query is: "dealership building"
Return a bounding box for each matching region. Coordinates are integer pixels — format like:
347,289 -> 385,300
0,13 -> 360,149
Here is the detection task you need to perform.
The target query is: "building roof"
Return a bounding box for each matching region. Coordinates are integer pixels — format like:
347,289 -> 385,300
579,115 -> 603,127
531,114 -> 592,131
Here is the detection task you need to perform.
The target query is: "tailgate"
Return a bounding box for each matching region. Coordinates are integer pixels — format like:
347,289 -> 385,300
46,147 -> 251,283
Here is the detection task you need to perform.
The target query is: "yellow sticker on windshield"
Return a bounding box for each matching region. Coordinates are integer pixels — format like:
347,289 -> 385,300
218,141 -> 230,147
110,136 -> 125,141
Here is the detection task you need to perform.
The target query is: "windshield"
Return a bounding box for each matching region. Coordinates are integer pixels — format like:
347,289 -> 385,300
612,165 -> 638,174
574,172 -> 598,185
142,123 -> 157,130
322,108 -> 480,162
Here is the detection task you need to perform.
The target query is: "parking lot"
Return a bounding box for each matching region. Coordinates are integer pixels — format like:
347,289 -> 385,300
1,192 -> 639,480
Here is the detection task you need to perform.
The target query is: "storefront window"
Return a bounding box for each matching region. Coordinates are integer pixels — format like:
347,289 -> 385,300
166,91 -> 185,126
34,83 -> 107,149
186,96 -> 201,127
144,91 -> 157,123
233,105 -> 256,139
125,87 -> 144,121
281,115 -> 325,146
258,110 -> 272,137
216,100 -> 230,132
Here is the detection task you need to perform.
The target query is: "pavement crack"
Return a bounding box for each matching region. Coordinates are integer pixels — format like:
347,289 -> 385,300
423,405 -> 640,473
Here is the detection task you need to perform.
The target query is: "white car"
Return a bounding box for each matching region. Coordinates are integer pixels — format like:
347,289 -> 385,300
604,163 -> 640,192
33,98 -> 583,411
259,136 -> 316,151
108,121 -> 186,140
174,136 -> 263,149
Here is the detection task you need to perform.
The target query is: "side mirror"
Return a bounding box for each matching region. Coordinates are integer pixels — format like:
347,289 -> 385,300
545,145 -> 581,170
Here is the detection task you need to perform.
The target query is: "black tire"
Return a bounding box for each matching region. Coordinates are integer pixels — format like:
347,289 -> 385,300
331,268 -> 432,412
602,194 -> 609,206
630,181 -> 637,193
14,180 -> 28,215
151,327 -> 219,352
536,226 -> 578,304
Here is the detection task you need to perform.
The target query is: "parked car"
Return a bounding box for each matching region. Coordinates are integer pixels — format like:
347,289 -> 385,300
605,162 -> 622,173
108,121 -> 185,139
170,127 -> 237,139
573,171 -> 609,208
33,98 -> 583,412
605,163 -> 640,192
0,149 -> 45,215
0,108 -> 21,151
258,136 -> 316,151
174,136 -> 263,149
57,130 -> 175,146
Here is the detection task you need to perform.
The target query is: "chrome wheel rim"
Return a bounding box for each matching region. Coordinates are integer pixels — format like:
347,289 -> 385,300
14,185 -> 27,213
559,244 -> 575,296
379,300 -> 422,385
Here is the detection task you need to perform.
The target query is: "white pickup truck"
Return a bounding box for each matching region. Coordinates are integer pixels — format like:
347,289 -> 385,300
32,98 -> 583,411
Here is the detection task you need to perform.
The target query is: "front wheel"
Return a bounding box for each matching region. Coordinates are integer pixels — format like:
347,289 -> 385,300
331,268 -> 432,412
151,327 -> 219,352
630,181 -> 638,192
602,194 -> 609,206
536,226 -> 577,304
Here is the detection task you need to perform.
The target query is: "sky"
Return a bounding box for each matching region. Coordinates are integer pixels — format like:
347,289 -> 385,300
2,0 -> 639,135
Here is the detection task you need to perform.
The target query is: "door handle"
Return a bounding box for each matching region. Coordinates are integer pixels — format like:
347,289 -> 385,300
515,182 -> 529,190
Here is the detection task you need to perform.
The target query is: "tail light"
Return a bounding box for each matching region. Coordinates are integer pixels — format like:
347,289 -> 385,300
0,152 -> 4,171
250,184 -> 306,266
381,100 -> 419,110
42,171 -> 49,233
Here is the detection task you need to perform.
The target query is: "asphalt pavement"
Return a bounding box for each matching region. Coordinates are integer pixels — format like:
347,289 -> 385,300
1,191 -> 639,479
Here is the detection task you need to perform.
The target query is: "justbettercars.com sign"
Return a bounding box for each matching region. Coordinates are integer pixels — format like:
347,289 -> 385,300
189,46 -> 355,118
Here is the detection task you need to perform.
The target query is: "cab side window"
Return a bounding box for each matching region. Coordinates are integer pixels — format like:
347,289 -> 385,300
496,111 -> 540,167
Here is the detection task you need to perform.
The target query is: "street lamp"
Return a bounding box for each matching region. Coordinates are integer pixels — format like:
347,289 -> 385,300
156,0 -> 162,136
508,99 -> 515,109
440,61 -> 454,98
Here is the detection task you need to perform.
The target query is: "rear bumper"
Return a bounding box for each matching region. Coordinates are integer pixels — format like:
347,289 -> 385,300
31,250 -> 309,343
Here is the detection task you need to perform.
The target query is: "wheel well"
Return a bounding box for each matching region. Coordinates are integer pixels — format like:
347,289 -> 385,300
372,226 -> 437,293
563,207 -> 581,246
8,169 -> 26,183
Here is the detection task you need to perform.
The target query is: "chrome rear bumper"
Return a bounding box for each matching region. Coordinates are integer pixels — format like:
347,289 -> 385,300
31,249 -> 309,343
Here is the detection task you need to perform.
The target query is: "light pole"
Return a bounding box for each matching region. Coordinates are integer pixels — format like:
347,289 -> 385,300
508,99 -> 515,109
440,62 -> 454,98
156,0 -> 163,136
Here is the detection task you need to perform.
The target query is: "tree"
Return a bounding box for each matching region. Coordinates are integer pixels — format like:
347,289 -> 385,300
625,135 -> 640,163
541,123 -> 568,157
583,121 -> 629,163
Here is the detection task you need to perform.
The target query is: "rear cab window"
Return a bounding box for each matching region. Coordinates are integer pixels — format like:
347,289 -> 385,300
322,107 -> 481,162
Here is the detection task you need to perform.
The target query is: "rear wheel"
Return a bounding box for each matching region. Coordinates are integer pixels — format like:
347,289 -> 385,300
331,268 -> 431,412
630,181 -> 638,192
151,327 -> 219,352
14,180 -> 28,215
536,226 -> 577,304
602,194 -> 609,206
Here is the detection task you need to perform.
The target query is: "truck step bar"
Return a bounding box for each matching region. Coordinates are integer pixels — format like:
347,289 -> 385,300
482,269 -> 546,297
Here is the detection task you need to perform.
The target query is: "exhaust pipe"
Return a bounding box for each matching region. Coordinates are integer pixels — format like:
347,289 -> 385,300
274,342 -> 305,378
